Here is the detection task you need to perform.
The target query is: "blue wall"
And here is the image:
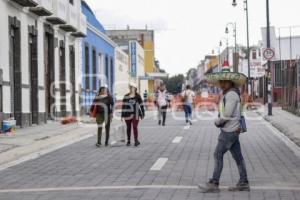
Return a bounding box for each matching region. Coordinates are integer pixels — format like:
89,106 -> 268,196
81,1 -> 115,110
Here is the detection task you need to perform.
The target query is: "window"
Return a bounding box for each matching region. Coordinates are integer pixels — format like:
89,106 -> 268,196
85,45 -> 90,90
252,50 -> 257,60
274,63 -> 282,87
92,48 -> 97,91
69,0 -> 74,5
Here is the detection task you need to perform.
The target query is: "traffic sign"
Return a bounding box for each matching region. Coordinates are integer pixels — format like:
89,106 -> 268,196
263,48 -> 275,61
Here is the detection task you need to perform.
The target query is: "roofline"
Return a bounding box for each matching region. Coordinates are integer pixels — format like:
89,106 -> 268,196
87,23 -> 118,48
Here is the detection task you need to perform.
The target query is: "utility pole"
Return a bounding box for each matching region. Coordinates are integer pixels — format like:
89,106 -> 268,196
266,0 -> 272,115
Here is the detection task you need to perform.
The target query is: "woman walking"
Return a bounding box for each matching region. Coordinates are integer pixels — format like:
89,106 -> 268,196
90,84 -> 114,147
121,82 -> 145,147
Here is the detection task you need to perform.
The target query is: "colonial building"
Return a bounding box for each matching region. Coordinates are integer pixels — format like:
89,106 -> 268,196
0,0 -> 86,127
81,1 -> 117,113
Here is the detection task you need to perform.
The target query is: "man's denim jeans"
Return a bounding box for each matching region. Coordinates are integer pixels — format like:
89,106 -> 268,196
211,131 -> 248,183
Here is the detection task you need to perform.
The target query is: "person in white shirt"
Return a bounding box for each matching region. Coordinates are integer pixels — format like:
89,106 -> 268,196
155,84 -> 170,126
181,85 -> 195,125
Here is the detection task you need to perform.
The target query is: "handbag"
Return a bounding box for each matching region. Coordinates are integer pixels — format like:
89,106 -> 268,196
91,105 -> 97,118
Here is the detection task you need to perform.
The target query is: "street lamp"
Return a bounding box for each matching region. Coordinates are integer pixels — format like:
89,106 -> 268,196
232,0 -> 252,96
212,46 -> 221,72
226,22 -> 238,72
220,37 -> 229,63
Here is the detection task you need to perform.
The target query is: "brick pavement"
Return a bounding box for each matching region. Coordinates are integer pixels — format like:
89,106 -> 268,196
0,111 -> 299,200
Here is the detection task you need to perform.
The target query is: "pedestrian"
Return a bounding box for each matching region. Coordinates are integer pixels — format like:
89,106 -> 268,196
121,82 -> 145,147
90,84 -> 114,147
181,85 -> 195,125
198,64 -> 249,193
155,84 -> 170,126
143,90 -> 148,110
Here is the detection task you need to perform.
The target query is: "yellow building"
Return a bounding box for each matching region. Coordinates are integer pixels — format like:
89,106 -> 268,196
106,29 -> 166,94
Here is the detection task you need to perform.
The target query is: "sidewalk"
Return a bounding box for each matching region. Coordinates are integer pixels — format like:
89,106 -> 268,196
0,116 -> 117,169
0,111 -> 158,170
259,107 -> 300,146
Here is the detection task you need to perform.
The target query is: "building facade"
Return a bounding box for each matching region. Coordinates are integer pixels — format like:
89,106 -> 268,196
0,0 -> 86,127
106,29 -> 166,93
114,47 -> 130,101
81,1 -> 116,113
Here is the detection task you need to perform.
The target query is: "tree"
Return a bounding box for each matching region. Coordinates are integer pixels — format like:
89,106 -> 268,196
162,74 -> 185,94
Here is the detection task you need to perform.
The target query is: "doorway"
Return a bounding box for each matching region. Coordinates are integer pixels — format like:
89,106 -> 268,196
69,45 -> 76,116
44,25 -> 55,120
9,17 -> 22,126
59,40 -> 66,117
28,25 -> 38,125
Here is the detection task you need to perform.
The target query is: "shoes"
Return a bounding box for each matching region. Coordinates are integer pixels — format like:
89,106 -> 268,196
198,180 -> 220,193
134,141 -> 141,147
228,181 -> 250,192
105,142 -> 109,147
162,123 -> 165,126
127,141 -> 131,146
158,120 -> 161,125
189,120 -> 192,125
95,143 -> 101,147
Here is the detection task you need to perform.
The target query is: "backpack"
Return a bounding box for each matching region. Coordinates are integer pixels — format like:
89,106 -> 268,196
222,90 -> 247,133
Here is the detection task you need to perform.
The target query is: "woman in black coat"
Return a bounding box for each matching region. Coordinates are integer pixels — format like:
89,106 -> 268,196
121,82 -> 145,147
90,85 -> 114,147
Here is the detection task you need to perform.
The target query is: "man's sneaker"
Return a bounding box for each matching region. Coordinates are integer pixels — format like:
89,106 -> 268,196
198,180 -> 220,193
228,181 -> 250,192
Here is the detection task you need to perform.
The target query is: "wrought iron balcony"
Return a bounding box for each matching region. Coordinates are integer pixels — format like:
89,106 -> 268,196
30,0 -> 53,16
10,0 -> 38,7
46,0 -> 67,25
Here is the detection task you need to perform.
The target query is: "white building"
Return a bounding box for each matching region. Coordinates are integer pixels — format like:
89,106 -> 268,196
0,0 -> 86,127
114,47 -> 130,101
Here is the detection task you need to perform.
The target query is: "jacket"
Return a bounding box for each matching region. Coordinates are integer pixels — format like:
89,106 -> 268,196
215,88 -> 241,133
121,93 -> 145,118
90,95 -> 114,115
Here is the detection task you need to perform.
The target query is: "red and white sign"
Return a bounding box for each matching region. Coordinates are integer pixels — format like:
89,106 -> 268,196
263,48 -> 275,61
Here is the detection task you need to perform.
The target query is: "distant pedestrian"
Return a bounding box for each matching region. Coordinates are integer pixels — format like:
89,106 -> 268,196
155,84 -> 170,126
181,85 -> 195,125
198,64 -> 249,193
90,84 -> 114,147
143,90 -> 148,110
121,82 -> 145,147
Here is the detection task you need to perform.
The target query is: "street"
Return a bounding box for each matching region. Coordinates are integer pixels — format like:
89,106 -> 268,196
0,111 -> 299,200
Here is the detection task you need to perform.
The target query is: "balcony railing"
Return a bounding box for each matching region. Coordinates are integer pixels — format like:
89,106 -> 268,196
46,0 -> 67,25
72,13 -> 87,38
10,0 -> 38,7
30,0 -> 53,16
59,3 -> 78,32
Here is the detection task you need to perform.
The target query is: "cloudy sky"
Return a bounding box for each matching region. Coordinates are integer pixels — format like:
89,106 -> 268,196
85,0 -> 300,75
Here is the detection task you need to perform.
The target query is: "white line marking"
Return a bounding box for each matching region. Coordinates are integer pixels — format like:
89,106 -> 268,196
150,158 -> 168,171
183,125 -> 190,130
172,137 -> 183,144
0,185 -> 300,193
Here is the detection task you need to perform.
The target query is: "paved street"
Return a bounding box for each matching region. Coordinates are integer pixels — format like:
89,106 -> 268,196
0,111 -> 299,200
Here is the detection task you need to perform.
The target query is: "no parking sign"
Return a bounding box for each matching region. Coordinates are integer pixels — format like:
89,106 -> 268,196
263,48 -> 275,61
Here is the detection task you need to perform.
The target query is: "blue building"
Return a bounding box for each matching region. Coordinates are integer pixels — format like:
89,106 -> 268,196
81,1 -> 117,113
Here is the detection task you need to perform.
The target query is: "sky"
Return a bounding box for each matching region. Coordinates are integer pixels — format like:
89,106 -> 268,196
85,0 -> 300,76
